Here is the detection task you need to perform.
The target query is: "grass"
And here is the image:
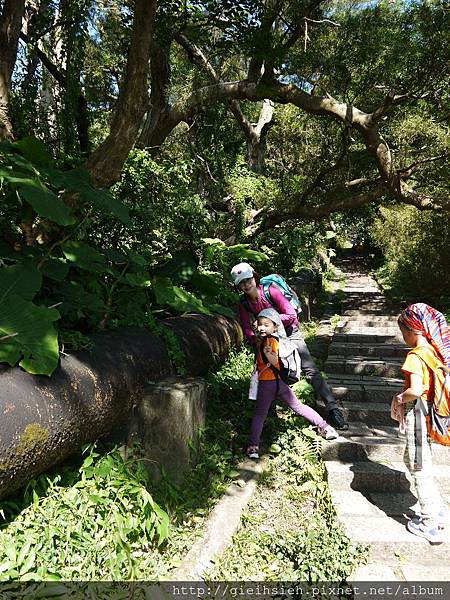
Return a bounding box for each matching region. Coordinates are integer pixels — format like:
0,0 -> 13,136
205,412 -> 367,581
0,347 -> 256,582
0,343 -> 367,585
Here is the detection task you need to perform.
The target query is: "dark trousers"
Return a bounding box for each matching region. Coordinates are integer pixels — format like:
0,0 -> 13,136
289,330 -> 338,412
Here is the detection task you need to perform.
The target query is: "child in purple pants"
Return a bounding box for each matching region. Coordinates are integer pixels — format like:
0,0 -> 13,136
246,308 -> 338,459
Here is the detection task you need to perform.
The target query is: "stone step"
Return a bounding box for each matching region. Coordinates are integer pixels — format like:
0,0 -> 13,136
339,514 -> 450,563
325,460 -> 450,496
342,401 -> 392,425
328,342 -> 407,359
336,326 -> 401,337
332,332 -> 401,344
343,307 -> 399,316
329,374 -> 403,403
324,425 -> 450,465
326,356 -> 403,378
337,316 -> 399,327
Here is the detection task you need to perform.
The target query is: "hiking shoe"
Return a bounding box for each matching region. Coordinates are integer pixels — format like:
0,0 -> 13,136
406,519 -> 445,544
329,408 -> 349,430
410,508 -> 450,527
246,445 -> 260,460
320,425 -> 339,441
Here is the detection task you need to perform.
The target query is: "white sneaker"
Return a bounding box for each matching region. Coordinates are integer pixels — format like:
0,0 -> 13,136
246,445 -> 260,459
407,519 -> 445,544
320,425 -> 339,440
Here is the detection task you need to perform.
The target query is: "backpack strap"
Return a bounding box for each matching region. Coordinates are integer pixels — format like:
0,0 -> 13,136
261,281 -> 273,306
410,346 -> 450,375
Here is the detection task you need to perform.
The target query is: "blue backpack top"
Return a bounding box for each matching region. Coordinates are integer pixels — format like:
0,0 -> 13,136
240,273 -> 301,315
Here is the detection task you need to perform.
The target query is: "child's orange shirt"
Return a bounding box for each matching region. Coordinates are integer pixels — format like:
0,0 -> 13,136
401,344 -> 440,400
257,336 -> 280,381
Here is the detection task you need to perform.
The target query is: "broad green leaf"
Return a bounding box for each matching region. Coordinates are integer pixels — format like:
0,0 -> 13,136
17,180 -> 75,226
61,241 -> 107,272
153,277 -> 211,315
269,443 -> 282,454
223,244 -> 268,263
204,302 -> 235,318
0,294 -> 60,375
154,250 -> 198,284
57,281 -> 106,315
123,272 -> 151,288
13,136 -> 52,165
190,271 -> 222,297
228,469 -> 241,478
0,561 -> 14,574
40,257 -> 69,281
0,262 -> 42,300
83,187 -> 130,225
57,168 -> 130,224
17,541 -> 32,566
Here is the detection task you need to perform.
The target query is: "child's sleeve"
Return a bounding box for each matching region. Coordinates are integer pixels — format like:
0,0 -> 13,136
401,353 -> 423,376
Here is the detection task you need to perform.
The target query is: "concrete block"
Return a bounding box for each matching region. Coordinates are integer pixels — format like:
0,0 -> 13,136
130,377 -> 207,485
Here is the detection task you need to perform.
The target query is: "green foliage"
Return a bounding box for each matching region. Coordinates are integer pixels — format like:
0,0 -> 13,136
0,295 -> 60,375
0,444 -> 170,581
207,425 -> 366,581
146,315 -> 187,375
0,140 -> 237,375
202,238 -> 269,276
370,206 -> 450,300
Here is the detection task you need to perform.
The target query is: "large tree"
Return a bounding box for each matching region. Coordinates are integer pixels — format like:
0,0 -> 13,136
4,0 -> 449,223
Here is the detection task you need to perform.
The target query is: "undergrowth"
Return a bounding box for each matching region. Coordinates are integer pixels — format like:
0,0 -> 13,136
0,347 -> 254,582
0,344 -> 366,584
206,417 -> 367,581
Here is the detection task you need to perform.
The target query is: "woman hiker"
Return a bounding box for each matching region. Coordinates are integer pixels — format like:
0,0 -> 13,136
231,262 -> 349,430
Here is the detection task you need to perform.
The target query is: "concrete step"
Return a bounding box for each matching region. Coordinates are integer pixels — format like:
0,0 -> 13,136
324,431 -> 406,463
325,460 -> 450,496
339,514 -> 450,563
342,401 -> 392,425
329,374 -> 403,403
325,356 -> 403,378
324,425 -> 450,465
336,325 -> 401,337
337,316 -> 399,327
328,342 -> 407,359
343,307 -> 399,316
332,332 -> 402,344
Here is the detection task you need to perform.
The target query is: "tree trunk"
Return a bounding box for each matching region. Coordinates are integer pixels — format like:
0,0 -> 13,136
138,41 -> 171,152
0,0 -> 26,140
86,0 -> 157,188
0,315 -> 242,500
245,99 -> 274,172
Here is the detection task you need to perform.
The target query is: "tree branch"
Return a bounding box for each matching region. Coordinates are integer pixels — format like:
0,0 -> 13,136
246,184 -> 387,237
398,153 -> 450,179
86,0 -> 157,188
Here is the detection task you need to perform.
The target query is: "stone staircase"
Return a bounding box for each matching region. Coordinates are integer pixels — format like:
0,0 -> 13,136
323,260 -> 450,580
